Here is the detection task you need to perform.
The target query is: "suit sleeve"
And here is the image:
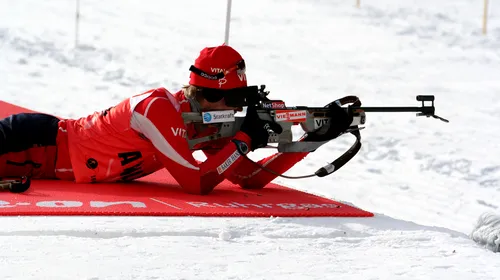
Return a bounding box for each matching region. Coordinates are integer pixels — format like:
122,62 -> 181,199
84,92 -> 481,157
200,138 -> 309,190
130,92 -> 251,195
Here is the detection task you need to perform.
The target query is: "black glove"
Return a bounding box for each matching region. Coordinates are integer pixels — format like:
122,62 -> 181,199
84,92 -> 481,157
240,105 -> 283,151
305,101 -> 353,142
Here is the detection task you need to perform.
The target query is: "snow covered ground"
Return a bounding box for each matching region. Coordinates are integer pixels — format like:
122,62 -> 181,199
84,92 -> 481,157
1,0 -> 500,279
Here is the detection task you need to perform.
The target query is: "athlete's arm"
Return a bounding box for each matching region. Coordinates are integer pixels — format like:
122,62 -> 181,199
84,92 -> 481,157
130,89 -> 250,195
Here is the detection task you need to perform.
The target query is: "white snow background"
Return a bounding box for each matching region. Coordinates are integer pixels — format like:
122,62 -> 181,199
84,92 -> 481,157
1,0 -> 500,279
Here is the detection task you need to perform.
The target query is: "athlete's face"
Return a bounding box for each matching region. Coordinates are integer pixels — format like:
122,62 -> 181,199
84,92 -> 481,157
200,97 -> 243,112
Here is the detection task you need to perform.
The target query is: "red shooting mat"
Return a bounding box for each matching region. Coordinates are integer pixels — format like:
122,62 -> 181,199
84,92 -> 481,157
0,101 -> 373,217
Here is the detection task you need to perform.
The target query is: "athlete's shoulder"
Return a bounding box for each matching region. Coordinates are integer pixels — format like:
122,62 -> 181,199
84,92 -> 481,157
131,88 -> 181,117
130,87 -> 172,99
129,87 -> 178,112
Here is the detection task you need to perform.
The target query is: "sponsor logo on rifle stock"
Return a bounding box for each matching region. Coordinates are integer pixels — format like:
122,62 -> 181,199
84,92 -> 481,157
262,101 -> 286,109
274,110 -> 307,122
314,118 -> 329,129
202,110 -> 235,124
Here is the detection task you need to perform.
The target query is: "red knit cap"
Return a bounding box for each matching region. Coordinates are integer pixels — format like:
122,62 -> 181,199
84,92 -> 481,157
189,45 -> 247,89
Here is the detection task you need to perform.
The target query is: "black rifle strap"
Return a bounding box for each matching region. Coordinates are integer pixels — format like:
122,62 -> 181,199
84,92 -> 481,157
234,129 -> 361,180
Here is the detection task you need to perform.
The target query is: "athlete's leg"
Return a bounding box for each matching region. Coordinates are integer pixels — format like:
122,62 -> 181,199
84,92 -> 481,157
0,113 -> 60,179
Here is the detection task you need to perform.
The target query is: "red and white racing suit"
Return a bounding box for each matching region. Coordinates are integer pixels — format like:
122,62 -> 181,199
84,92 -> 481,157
55,88 -> 309,194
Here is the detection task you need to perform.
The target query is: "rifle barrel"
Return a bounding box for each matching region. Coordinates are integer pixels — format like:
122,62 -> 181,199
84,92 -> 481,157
262,106 -> 435,116
290,106 -> 431,113
353,106 -> 428,113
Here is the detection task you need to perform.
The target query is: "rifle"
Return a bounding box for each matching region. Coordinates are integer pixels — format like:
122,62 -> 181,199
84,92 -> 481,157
182,85 -> 448,179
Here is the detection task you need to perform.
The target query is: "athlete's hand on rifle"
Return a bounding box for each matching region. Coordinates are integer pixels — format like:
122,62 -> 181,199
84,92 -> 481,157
305,100 -> 353,142
240,104 -> 283,151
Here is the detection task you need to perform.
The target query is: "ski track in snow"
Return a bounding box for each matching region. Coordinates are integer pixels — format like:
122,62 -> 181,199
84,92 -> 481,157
0,216 -> 496,280
1,0 -> 500,279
